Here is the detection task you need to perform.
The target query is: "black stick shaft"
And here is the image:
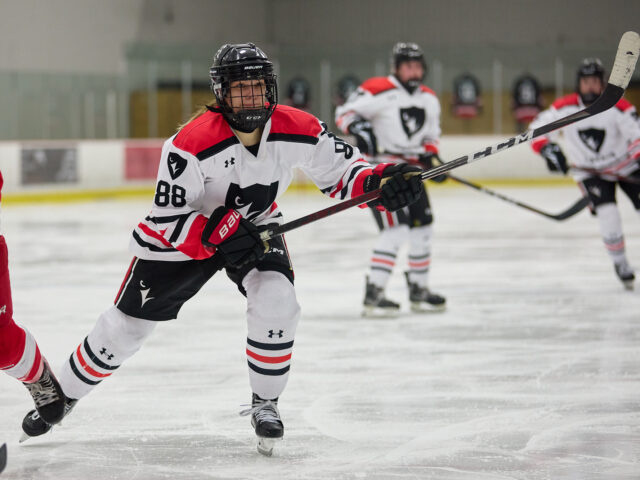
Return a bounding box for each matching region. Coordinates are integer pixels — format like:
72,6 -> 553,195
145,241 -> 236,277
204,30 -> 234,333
446,174 -> 587,220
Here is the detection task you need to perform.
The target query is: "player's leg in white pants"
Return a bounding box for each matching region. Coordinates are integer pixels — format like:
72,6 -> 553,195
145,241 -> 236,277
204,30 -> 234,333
407,225 -> 432,288
242,269 -> 301,400
58,306 -> 157,400
595,202 -> 629,266
368,225 -> 409,289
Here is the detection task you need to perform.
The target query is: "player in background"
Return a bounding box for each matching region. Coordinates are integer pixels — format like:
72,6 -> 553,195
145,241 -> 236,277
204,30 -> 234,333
335,42 -> 447,316
20,43 -> 423,456
530,58 -> 640,289
0,171 -> 67,426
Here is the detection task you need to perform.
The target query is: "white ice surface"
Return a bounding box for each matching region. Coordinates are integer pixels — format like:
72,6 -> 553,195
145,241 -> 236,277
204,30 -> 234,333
1,185 -> 639,479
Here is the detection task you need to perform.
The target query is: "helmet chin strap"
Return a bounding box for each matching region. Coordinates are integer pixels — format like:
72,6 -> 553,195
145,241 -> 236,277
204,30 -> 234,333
223,107 -> 269,133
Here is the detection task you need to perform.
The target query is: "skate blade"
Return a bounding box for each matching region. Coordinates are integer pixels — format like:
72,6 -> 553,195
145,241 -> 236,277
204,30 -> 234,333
410,302 -> 447,313
256,436 -> 281,456
622,281 -> 634,291
362,306 -> 400,318
19,424 -> 55,443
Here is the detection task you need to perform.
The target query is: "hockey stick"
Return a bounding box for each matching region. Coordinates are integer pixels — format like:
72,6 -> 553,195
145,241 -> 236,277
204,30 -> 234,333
260,31 -> 639,241
440,174 -> 589,220
383,150 -> 589,221
0,443 -> 6,474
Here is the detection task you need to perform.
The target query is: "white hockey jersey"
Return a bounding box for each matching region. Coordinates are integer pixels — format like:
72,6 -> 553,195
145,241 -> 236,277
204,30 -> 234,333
530,93 -> 640,181
131,105 -> 373,261
335,75 -> 441,163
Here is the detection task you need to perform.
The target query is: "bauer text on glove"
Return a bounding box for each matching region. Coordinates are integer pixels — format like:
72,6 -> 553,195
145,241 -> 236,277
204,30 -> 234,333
201,207 -> 267,267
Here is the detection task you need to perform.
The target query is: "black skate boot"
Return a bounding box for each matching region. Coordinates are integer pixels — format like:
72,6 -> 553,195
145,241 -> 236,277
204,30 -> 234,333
22,361 -> 66,425
362,277 -> 400,317
405,272 -> 446,312
614,261 -> 635,290
20,397 -> 77,443
241,393 -> 283,456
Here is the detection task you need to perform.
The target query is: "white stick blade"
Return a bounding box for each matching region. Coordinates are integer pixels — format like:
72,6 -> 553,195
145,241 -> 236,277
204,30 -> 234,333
608,31 -> 640,89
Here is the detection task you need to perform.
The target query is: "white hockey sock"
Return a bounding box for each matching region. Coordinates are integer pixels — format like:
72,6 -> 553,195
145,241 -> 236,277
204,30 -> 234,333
243,270 -> 300,400
596,203 -> 627,265
1,326 -> 43,383
407,225 -> 432,287
368,226 -> 407,288
58,306 -> 157,400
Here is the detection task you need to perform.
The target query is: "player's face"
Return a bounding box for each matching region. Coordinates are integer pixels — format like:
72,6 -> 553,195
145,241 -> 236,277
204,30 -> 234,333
227,79 -> 266,112
578,76 -> 604,98
395,60 -> 424,84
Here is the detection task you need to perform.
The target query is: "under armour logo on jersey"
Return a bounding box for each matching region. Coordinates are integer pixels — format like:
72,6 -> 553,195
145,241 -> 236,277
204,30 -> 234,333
168,152 -> 188,180
0,305 -> 5,315
99,347 -> 115,360
268,329 -> 284,338
224,157 -> 235,168
578,128 -> 605,153
139,280 -> 155,307
399,107 -> 426,138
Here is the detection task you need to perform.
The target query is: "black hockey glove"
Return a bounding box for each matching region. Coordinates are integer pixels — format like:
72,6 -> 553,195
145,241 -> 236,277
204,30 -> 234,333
348,118 -> 378,155
202,207 -> 267,268
540,143 -> 568,174
418,153 -> 447,183
364,163 -> 423,211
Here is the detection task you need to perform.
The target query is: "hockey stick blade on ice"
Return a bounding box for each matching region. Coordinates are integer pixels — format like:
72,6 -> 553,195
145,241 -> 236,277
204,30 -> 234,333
445,175 -> 589,220
260,31 -> 639,241
384,151 -> 588,221
0,443 -> 6,474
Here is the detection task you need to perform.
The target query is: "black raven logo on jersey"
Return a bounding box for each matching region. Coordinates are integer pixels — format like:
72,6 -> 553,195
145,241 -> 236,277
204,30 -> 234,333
399,107 -> 426,138
167,152 -> 188,179
578,128 -> 606,153
225,182 -> 279,221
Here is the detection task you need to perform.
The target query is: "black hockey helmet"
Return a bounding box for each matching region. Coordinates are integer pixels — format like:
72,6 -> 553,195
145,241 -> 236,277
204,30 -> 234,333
209,43 -> 278,132
391,42 -> 427,74
576,58 -> 605,104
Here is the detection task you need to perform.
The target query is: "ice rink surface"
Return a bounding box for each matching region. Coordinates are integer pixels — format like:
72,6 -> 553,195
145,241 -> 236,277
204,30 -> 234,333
1,184 -> 639,480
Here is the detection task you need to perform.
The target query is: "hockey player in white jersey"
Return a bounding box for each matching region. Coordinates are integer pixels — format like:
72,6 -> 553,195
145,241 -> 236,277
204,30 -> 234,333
335,42 -> 446,316
530,58 -> 640,289
20,43 -> 423,455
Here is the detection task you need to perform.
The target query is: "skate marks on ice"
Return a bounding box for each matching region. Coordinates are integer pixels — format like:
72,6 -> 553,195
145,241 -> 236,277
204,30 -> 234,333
0,188 -> 639,479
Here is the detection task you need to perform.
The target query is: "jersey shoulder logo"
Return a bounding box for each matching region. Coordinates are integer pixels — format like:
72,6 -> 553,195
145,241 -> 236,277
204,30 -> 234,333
578,128 -> 605,153
168,152 -> 188,179
399,107 -> 426,138
225,182 -> 279,221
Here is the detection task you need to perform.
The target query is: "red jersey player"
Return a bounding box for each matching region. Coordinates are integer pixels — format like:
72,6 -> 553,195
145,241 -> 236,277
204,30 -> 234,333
0,171 -> 67,427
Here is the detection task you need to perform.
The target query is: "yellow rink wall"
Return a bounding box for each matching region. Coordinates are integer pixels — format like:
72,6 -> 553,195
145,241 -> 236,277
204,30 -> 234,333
0,136 -> 573,204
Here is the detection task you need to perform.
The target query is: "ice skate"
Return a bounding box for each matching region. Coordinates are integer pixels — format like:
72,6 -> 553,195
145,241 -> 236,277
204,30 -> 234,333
240,393 -> 283,456
362,277 -> 400,317
614,261 -> 635,290
20,398 -> 77,443
22,361 -> 67,425
405,272 -> 446,312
